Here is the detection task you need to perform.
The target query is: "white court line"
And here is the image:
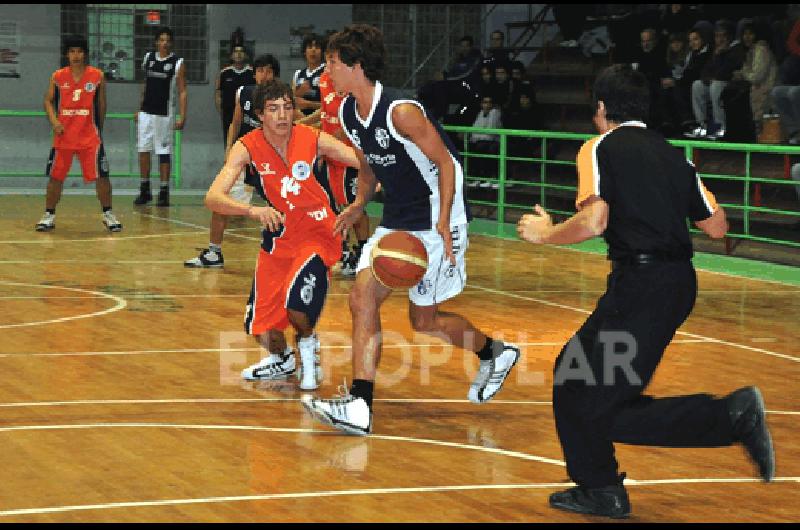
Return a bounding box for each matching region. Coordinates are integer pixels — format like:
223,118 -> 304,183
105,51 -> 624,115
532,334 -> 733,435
0,423 -> 566,469
0,259 -> 254,265
466,284 -> 800,364
0,293 -> 348,300
0,282 -> 126,330
136,212 -> 261,242
0,398 -> 795,416
0,340 -> 708,358
494,289 -> 800,295
0,232 -> 203,244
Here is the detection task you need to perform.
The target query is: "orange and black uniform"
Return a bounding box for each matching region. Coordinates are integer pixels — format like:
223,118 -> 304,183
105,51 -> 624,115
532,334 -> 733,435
46,66 -> 108,182
553,121 -> 737,489
240,125 -> 342,335
318,71 -> 358,207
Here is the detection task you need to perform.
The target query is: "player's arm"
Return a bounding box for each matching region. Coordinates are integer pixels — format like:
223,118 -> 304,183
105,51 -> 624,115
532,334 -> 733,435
96,75 -> 107,132
225,89 -> 243,159
332,148 -> 378,237
296,107 -> 321,127
43,73 -> 63,135
518,196 -> 609,245
214,71 -> 222,115
205,142 -> 284,231
175,61 -> 187,130
318,130 -> 359,168
392,102 -> 456,261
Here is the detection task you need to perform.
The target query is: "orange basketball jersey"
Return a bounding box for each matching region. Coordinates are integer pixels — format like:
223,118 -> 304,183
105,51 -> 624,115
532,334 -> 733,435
52,66 -> 103,149
318,72 -> 350,146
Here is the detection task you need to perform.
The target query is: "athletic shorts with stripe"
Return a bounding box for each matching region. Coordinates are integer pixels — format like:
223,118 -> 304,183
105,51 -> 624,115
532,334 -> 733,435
356,224 -> 469,307
46,143 -> 109,183
243,212 -> 342,335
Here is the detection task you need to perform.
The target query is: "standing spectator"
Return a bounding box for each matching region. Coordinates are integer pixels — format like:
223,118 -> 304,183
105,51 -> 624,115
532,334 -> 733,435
293,34 -> 325,117
215,39 -> 254,149
503,89 -> 539,181
685,20 -> 745,140
732,22 -> 778,135
134,26 -> 187,207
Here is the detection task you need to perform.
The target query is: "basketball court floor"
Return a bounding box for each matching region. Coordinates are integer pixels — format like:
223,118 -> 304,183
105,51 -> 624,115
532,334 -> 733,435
0,194 -> 797,522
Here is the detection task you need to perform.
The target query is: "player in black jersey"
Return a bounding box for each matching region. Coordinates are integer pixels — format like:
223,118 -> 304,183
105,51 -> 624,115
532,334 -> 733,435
293,34 -> 326,117
184,54 -> 280,269
216,44 -> 254,148
134,26 -> 187,207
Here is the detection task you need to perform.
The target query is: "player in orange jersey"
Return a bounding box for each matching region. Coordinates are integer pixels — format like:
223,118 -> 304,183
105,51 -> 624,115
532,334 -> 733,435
205,79 -> 361,391
317,65 -> 373,276
37,35 -> 121,233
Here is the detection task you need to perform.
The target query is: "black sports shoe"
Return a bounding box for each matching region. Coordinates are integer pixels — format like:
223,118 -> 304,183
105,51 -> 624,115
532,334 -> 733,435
549,474 -> 631,519
157,188 -> 170,207
134,185 -> 152,205
727,386 -> 775,482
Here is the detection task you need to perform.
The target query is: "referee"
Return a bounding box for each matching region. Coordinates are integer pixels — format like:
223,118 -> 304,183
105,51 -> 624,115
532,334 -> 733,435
517,64 -> 775,519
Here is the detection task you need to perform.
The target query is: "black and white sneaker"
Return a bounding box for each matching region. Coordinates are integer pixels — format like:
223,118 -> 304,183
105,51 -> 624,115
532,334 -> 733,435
35,212 -> 55,232
468,343 -> 520,403
184,248 -> 224,268
133,186 -> 152,205
242,350 -> 296,381
102,211 -> 123,232
302,382 -> 372,436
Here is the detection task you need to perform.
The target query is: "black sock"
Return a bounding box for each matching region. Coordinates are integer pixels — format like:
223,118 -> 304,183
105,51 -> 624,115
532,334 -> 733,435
46,208 -> 55,215
102,206 -> 111,213
356,239 -> 368,253
140,180 -> 150,189
350,379 -> 374,408
476,336 -> 502,361
160,182 -> 169,190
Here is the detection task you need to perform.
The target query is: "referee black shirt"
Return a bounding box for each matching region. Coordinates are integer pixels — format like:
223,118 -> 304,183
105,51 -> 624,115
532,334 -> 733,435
575,121 -> 719,261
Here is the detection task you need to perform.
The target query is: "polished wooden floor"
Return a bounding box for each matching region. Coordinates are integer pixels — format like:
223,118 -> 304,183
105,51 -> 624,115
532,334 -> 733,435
0,194 -> 797,522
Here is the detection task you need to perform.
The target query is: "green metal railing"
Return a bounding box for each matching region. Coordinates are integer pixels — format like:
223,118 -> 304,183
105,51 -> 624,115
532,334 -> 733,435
0,109 -> 182,188
444,125 -> 800,249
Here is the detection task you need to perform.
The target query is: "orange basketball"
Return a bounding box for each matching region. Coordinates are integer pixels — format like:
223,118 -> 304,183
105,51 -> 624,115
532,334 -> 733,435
370,231 -> 429,289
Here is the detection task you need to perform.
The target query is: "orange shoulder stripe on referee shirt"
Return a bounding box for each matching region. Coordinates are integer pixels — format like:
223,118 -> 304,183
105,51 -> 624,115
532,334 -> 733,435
574,135 -> 605,209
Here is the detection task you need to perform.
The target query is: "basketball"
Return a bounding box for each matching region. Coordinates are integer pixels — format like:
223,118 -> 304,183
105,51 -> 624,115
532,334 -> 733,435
370,231 -> 428,289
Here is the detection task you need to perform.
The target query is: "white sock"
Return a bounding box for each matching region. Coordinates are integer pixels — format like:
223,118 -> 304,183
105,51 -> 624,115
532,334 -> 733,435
209,243 -> 221,253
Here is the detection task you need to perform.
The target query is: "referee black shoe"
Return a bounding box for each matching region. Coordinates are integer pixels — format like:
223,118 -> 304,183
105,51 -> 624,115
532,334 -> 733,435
549,474 -> 630,519
134,184 -> 152,205
727,386 -> 775,482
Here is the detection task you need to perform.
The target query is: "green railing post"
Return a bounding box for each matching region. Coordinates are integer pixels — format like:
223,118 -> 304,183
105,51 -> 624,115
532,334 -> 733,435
539,137 -> 547,209
174,128 -> 182,189
497,133 -> 507,224
744,150 -> 751,236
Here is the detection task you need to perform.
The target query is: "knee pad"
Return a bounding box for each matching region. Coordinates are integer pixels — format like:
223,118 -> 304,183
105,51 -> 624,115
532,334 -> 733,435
286,254 -> 329,328
158,154 -> 171,164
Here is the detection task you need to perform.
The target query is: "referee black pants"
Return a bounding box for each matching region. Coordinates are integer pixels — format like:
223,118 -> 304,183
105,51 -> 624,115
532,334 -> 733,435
552,260 -> 736,488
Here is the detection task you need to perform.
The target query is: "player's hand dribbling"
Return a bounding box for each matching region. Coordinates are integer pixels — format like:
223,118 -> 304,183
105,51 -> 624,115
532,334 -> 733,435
517,204 -> 553,244
437,221 -> 456,266
248,206 -> 284,232
333,204 -> 364,238
52,121 -> 65,135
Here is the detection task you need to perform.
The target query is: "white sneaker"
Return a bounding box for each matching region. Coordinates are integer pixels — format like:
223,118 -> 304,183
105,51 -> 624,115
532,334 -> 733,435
184,247 -> 224,268
241,349 -> 296,381
35,212 -> 55,232
468,343 -> 520,404
102,210 -> 122,232
302,382 -> 372,435
296,334 -> 322,390
684,126 -> 707,139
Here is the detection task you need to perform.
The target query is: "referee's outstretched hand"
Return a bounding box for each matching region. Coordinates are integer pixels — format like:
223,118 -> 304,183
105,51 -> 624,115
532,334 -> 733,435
517,204 -> 553,244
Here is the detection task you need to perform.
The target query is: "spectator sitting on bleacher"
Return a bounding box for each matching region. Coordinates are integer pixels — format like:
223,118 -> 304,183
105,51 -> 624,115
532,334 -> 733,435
484,30 -> 511,72
771,15 -> 800,144
503,88 -> 539,182
732,21 -> 778,136
633,28 -> 670,128
469,95 -> 503,189
677,28 -> 712,132
685,20 -> 745,140
658,32 -> 689,135
417,35 -> 483,123
491,63 -> 512,111
659,4 -> 698,39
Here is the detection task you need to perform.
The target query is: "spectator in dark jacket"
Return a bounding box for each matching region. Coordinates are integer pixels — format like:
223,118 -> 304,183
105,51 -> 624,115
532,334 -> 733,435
686,20 -> 745,139
677,28 -> 712,129
634,28 -> 670,127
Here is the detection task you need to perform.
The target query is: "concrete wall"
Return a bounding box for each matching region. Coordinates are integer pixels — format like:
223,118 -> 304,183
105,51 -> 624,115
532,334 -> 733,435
0,4 -> 352,191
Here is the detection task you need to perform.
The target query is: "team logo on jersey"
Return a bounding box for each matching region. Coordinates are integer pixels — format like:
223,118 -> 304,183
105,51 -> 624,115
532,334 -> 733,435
292,161 -> 311,181
375,127 -> 390,149
258,163 -> 277,177
351,129 -> 362,149
164,63 -> 172,71
324,92 -> 336,105
84,82 -> 95,92
417,279 -> 433,296
301,273 -> 317,305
